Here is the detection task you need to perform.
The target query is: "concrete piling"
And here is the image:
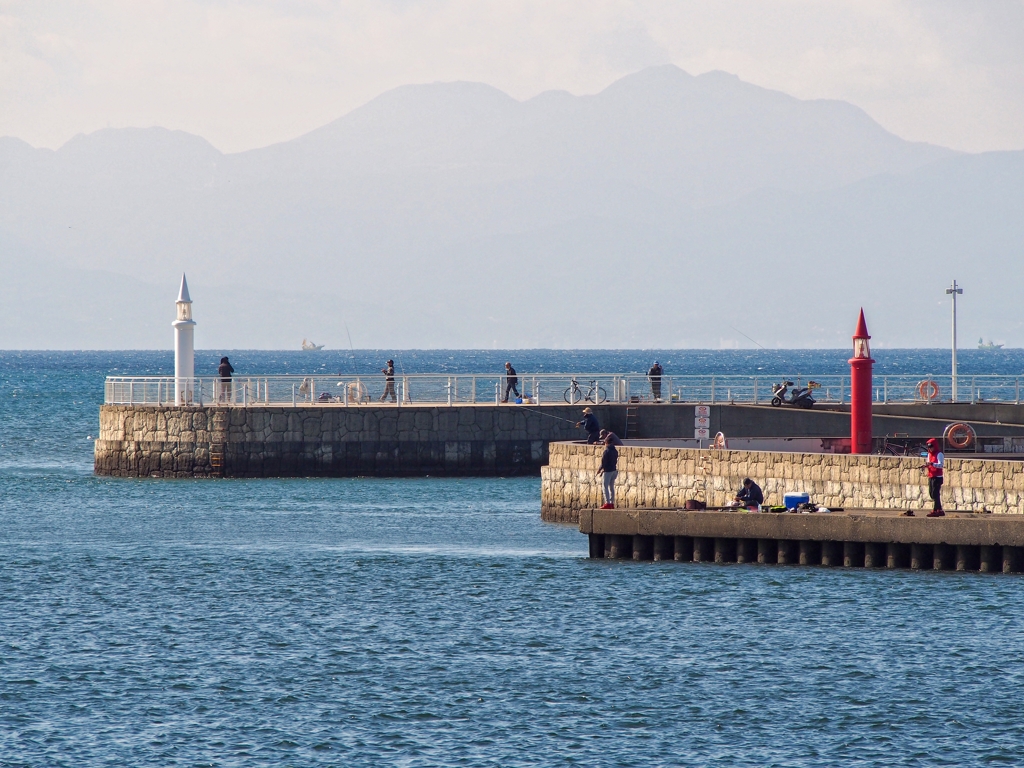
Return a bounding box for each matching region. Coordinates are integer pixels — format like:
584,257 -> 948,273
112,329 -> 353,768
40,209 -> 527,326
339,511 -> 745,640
736,538 -> 757,564
980,545 -> 999,572
910,543 -> 930,570
886,542 -> 909,569
693,537 -> 713,563
1003,546 -> 1022,574
589,534 -> 604,559
633,535 -> 653,562
843,541 -> 864,568
757,539 -> 777,564
820,540 -> 841,567
864,542 -> 885,568
933,543 -> 953,571
798,540 -> 820,566
673,536 -> 693,562
714,538 -> 736,564
777,540 -> 797,565
652,536 -> 672,561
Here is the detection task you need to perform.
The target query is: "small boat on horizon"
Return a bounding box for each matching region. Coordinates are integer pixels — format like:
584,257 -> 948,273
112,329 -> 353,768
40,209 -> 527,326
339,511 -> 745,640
978,338 -> 1003,351
301,338 -> 325,351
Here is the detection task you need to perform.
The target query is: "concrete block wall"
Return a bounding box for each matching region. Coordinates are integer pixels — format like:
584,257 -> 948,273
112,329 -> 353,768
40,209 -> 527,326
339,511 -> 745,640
94,404 -> 588,477
540,442 -> 1024,523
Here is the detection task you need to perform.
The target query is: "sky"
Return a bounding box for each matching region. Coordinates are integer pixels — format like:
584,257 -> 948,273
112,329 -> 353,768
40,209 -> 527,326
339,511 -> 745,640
2,0 -> 1024,154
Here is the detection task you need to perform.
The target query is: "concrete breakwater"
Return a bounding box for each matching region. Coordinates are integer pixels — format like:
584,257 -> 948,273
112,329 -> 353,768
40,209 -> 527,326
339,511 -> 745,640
540,442 -> 1024,522
95,401 -> 1024,479
95,403 -> 587,477
580,508 -> 1024,573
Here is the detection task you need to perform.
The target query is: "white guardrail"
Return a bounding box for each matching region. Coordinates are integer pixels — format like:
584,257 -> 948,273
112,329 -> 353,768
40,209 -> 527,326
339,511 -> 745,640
104,373 -> 1024,407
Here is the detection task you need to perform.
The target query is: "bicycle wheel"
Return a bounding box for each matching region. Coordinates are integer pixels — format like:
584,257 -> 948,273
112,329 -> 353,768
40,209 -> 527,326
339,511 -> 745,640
564,386 -> 581,405
595,387 -> 608,404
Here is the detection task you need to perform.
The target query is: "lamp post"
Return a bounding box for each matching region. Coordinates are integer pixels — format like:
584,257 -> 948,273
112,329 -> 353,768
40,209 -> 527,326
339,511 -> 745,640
173,274 -> 196,405
946,280 -> 962,402
849,308 -> 874,454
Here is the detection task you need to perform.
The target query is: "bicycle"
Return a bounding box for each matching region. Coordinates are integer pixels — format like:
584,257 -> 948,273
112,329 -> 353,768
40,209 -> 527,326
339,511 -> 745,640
563,377 -> 608,405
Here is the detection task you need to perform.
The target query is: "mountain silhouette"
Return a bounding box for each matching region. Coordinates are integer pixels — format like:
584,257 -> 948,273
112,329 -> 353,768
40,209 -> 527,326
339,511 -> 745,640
2,65 -> 1020,349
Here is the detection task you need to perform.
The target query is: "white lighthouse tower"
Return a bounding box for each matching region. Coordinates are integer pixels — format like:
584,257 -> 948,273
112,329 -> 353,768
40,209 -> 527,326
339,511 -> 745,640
173,273 -> 196,405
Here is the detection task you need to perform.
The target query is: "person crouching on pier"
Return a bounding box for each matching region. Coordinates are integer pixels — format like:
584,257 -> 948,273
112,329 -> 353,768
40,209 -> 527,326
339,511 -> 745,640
597,435 -> 619,509
576,407 -> 600,444
924,437 -> 945,517
734,478 -> 763,511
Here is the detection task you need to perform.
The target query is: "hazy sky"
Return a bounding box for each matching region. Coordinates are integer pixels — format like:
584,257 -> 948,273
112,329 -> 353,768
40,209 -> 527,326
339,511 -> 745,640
2,0 -> 1024,154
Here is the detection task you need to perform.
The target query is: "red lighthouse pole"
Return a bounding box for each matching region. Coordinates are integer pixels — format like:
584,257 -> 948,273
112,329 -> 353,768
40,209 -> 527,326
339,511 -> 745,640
849,308 -> 874,454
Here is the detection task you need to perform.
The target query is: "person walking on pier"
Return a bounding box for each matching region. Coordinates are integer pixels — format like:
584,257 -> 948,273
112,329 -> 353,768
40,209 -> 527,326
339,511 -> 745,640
217,356 -> 234,402
502,362 -> 520,403
577,407 -> 601,444
648,360 -> 664,402
380,359 -> 397,403
597,435 -> 619,509
924,437 -> 945,517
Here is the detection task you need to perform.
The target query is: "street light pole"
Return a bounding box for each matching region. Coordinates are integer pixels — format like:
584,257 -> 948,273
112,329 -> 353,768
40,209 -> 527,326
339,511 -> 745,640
946,280 -> 962,402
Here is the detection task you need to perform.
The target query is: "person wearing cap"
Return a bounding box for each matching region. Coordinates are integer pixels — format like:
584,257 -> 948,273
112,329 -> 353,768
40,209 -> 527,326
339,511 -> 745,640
217,356 -> 234,402
380,359 -> 397,403
598,429 -> 623,446
576,407 -> 601,444
596,434 -> 619,509
648,360 -> 664,402
501,362 -> 520,403
921,437 -> 945,517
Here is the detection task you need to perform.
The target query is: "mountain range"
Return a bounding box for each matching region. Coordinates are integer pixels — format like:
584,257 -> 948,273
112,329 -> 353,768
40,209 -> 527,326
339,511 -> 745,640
1,64 -> 1021,349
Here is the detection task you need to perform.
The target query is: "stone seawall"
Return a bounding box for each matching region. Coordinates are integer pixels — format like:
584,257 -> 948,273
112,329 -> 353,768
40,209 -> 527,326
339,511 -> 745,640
540,442 -> 1024,523
95,404 -> 590,478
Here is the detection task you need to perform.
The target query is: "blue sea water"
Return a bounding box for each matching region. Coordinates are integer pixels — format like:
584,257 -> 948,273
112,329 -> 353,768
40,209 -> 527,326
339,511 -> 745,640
3,349 -> 1024,766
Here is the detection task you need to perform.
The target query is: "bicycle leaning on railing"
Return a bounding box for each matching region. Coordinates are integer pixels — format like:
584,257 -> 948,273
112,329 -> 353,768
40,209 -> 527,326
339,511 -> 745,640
563,377 -> 608,405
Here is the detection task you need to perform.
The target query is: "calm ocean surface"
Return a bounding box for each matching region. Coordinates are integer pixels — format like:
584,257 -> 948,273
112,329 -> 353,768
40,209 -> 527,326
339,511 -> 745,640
3,349 -> 1024,766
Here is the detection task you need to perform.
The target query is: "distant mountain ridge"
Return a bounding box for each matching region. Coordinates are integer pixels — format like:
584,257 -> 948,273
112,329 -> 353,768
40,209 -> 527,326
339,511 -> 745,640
1,65 -> 1020,350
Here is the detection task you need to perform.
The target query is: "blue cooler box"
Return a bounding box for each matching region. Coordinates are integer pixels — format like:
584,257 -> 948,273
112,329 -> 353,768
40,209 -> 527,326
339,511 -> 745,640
784,492 -> 810,510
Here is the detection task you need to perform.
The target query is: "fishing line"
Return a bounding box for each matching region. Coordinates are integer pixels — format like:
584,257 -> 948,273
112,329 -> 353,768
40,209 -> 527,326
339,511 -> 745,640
516,405 -> 581,424
728,325 -> 766,350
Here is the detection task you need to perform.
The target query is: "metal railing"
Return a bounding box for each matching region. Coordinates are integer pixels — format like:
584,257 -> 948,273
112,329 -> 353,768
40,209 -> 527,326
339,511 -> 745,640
103,373 -> 1024,407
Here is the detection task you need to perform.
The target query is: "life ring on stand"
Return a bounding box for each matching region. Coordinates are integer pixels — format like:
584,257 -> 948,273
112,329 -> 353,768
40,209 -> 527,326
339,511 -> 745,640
916,380 -> 940,401
346,381 -> 369,403
944,422 -> 976,450
712,432 -> 728,450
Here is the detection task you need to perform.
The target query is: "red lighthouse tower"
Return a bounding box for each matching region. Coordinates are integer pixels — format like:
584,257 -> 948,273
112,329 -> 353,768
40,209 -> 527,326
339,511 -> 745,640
849,309 -> 874,454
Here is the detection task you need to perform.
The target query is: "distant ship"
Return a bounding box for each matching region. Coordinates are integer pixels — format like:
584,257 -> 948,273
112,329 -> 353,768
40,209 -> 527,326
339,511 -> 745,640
301,339 -> 325,351
978,338 -> 1003,351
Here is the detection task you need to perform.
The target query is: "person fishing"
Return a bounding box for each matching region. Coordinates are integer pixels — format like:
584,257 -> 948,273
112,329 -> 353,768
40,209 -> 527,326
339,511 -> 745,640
576,407 -> 601,444
380,359 -> 397,403
734,477 -> 764,510
923,437 -> 945,517
596,434 -> 619,509
217,356 -> 234,402
502,362 -> 520,403
648,360 -> 664,402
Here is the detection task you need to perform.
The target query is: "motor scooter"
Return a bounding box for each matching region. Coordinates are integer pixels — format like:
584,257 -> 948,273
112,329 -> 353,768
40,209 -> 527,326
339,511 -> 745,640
770,380 -> 815,409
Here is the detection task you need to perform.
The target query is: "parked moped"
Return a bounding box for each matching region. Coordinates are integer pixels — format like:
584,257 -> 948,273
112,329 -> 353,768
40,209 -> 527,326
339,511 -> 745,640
770,380 -> 815,409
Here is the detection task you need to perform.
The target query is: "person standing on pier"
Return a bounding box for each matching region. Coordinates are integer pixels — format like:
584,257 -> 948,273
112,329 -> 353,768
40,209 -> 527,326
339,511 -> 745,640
217,356 -> 234,402
597,435 -> 619,509
648,360 -> 664,402
502,362 -> 520,403
577,407 -> 601,444
380,359 -> 397,403
924,437 -> 945,517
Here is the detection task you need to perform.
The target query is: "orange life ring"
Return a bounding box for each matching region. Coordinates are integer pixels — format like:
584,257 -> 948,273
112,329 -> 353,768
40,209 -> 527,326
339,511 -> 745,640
917,380 -> 940,401
946,423 -> 975,450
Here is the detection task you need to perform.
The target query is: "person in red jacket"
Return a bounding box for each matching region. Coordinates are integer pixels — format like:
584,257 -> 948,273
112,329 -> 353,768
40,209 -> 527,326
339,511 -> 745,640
924,437 -> 945,517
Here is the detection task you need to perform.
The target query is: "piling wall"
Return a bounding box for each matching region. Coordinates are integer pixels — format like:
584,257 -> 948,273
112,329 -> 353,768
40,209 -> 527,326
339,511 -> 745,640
540,442 -> 1024,522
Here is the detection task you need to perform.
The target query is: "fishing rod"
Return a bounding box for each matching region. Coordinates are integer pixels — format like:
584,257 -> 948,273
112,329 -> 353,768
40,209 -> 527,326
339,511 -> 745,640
729,325 -> 766,350
516,405 -> 582,424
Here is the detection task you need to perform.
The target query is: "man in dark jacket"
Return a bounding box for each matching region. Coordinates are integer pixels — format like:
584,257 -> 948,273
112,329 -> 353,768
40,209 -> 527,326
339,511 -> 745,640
596,435 -> 619,509
218,356 -> 234,402
502,362 -> 520,403
734,478 -> 764,509
648,360 -> 664,401
576,407 -> 600,444
598,429 -> 623,446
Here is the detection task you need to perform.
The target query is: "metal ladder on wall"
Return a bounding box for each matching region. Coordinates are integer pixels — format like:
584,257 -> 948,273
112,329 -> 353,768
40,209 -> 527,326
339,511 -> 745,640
625,406 -> 639,438
210,410 -> 228,477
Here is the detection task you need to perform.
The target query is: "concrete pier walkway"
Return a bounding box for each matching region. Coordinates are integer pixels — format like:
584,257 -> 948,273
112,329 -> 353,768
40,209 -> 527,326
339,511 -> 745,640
580,508 -> 1024,573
